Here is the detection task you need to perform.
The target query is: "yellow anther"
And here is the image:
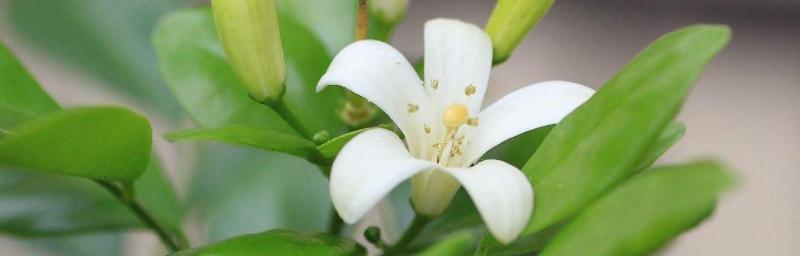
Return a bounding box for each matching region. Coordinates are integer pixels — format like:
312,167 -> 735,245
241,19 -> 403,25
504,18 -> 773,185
465,84 -> 476,96
443,104 -> 469,129
407,103 -> 419,113
467,117 -> 479,127
431,79 -> 439,89
423,124 -> 431,134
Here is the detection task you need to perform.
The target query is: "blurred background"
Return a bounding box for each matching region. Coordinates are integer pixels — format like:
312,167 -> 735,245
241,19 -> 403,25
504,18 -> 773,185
0,0 -> 798,255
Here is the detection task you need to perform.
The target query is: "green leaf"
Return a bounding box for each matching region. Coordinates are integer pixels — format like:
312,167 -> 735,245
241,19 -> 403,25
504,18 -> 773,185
0,106 -> 152,181
276,0 -> 356,55
0,43 -> 60,129
278,13 -> 347,135
152,8 -> 293,132
540,161 -> 735,256
164,125 -> 317,159
482,126 -> 553,168
18,232 -> 124,256
134,157 -> 183,237
7,0 -> 182,117
171,229 -> 365,256
316,125 -> 393,160
523,25 -> 730,235
636,122 -> 686,171
415,231 -> 476,256
186,145 -> 331,242
0,168 -> 139,236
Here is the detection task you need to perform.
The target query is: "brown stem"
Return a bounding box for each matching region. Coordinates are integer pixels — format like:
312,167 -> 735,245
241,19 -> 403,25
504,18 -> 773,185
356,0 -> 368,40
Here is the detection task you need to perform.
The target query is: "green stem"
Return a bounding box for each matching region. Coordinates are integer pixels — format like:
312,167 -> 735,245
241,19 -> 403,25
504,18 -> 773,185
95,180 -> 185,252
269,99 -> 312,140
385,214 -> 430,255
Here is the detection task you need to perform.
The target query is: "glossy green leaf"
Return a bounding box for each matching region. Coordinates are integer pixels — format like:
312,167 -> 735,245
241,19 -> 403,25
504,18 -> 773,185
0,106 -> 152,181
636,122 -> 686,171
164,125 -> 317,159
523,25 -> 730,235
540,161 -> 735,256
415,231 -> 476,256
7,0 -> 182,117
0,43 -> 59,129
171,229 -> 364,256
152,8 -> 293,132
186,145 -> 331,242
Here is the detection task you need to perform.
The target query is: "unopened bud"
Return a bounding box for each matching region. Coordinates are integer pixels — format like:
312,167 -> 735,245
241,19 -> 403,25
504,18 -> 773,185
212,0 -> 286,104
368,0 -> 409,25
363,226 -> 382,244
486,0 -> 555,64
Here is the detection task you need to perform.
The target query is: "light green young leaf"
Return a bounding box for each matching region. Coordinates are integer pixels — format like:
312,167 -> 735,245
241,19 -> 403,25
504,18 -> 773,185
523,25 -> 730,235
0,43 -> 59,129
164,125 -> 317,159
316,124 -> 394,160
540,161 -> 735,256
635,122 -> 686,171
152,8 -> 293,132
170,229 -> 365,256
0,106 -> 152,181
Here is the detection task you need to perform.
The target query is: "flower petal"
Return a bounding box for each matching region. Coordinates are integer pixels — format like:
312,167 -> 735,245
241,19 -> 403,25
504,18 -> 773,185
330,128 -> 435,223
317,40 -> 431,153
441,160 -> 533,244
424,18 -> 492,122
463,81 -> 594,164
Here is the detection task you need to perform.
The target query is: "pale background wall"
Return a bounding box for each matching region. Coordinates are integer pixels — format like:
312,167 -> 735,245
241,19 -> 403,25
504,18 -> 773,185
0,0 -> 798,255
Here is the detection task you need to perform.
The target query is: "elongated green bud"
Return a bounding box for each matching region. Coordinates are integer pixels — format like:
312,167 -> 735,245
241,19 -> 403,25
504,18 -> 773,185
486,0 -> 555,64
212,0 -> 286,104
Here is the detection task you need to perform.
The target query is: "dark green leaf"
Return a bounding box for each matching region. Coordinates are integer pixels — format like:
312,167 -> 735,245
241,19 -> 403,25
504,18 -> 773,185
171,229 -> 365,256
482,126 -> 553,168
7,0 -> 182,117
636,122 -> 686,171
0,169 -> 139,236
0,43 -> 59,129
523,25 -> 730,235
152,8 -> 293,132
0,106 -> 152,181
164,125 -> 317,159
18,232 -> 124,256
540,161 -> 735,256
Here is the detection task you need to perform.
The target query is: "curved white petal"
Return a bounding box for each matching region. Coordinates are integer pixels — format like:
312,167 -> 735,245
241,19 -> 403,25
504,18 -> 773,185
441,160 -> 533,244
330,128 -> 435,224
462,81 -> 594,164
317,40 -> 431,153
424,18 -> 492,126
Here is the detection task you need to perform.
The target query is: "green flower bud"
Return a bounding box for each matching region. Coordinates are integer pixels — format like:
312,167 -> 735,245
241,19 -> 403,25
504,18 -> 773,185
363,226 -> 382,244
485,0 -> 555,64
212,0 -> 286,104
368,0 -> 409,25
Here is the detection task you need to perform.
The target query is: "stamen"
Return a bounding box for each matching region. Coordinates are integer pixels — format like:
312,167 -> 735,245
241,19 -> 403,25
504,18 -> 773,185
467,117 -> 479,127
465,84 -> 476,96
423,124 -> 431,134
407,103 -> 419,113
431,79 -> 439,89
443,104 -> 469,129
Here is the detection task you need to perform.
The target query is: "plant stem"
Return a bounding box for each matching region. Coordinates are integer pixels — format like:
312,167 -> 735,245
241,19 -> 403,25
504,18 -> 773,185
269,99 -> 312,140
356,0 -> 368,40
95,180 -> 185,252
384,214 -> 430,255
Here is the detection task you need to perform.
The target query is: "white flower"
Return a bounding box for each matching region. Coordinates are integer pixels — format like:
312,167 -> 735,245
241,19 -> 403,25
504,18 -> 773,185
317,18 -> 594,244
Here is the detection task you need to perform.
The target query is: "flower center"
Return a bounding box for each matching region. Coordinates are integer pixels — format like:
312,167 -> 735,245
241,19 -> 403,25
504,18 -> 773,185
443,104 -> 469,129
